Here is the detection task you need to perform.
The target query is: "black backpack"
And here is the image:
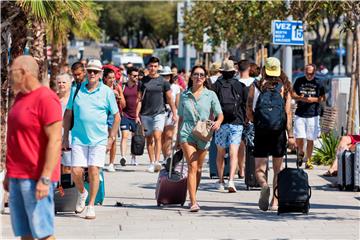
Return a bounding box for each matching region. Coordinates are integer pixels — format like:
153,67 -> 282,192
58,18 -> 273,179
131,123 -> 145,156
217,79 -> 241,121
254,82 -> 286,131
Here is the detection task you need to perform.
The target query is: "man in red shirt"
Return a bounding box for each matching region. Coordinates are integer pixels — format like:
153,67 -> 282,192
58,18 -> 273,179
3,55 -> 62,240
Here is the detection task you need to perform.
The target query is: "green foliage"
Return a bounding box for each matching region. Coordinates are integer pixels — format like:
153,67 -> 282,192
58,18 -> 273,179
99,1 -> 177,48
312,132 -> 340,166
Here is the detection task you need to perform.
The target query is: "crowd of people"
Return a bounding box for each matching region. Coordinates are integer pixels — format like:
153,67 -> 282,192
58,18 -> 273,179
5,53 -> 358,239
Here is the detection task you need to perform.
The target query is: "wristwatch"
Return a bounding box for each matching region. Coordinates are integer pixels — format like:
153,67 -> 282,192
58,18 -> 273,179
40,176 -> 51,185
108,136 -> 116,141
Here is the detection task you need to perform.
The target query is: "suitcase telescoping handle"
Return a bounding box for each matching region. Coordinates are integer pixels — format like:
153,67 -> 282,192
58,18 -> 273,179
168,144 -> 185,179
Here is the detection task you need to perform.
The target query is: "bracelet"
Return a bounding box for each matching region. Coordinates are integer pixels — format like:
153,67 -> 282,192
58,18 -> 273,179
288,136 -> 294,139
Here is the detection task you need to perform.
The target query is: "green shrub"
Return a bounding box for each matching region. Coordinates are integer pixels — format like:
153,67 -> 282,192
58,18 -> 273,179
312,132 -> 340,166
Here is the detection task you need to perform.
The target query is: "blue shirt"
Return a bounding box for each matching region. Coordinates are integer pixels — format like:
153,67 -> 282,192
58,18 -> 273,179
66,80 -> 119,146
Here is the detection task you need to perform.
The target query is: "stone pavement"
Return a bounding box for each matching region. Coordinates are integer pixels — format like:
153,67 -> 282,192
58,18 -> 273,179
1,144 -> 360,239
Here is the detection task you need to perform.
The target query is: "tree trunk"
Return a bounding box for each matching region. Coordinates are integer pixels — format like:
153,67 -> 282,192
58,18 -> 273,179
346,30 -> 358,134
50,41 -> 61,92
61,41 -> 68,67
29,17 -> 48,85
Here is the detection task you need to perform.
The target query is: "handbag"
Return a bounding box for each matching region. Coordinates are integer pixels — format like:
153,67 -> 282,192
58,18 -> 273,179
190,99 -> 214,142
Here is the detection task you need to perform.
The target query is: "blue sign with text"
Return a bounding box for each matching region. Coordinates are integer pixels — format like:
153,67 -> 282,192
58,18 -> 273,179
272,20 -> 304,46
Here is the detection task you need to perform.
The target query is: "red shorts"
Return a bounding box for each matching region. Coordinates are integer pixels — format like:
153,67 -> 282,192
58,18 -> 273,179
349,135 -> 360,145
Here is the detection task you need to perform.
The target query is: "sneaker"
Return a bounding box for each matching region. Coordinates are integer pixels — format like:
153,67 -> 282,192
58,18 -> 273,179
107,163 -> 115,172
130,157 -> 138,166
305,160 -> 314,170
85,205 -> 96,220
120,157 -> 126,166
75,189 -> 88,213
154,161 -> 162,172
297,151 -> 305,167
227,180 -> 237,193
216,181 -> 225,191
258,186 -> 270,211
147,164 -> 155,173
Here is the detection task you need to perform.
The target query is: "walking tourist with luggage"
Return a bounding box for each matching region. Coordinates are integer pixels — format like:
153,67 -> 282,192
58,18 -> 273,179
103,68 -> 125,171
160,66 -> 181,163
246,57 -> 295,211
177,65 -> 223,212
212,60 -> 247,192
4,55 -> 62,239
120,67 -> 140,165
136,57 -> 177,173
292,64 -> 326,169
62,59 -> 120,219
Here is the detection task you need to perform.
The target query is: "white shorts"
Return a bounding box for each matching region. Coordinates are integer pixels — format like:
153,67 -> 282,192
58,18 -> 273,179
71,145 -> 106,167
294,115 -> 320,141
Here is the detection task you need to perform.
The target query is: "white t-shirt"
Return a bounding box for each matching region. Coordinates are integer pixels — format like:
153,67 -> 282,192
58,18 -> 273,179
239,77 -> 255,87
170,83 -> 181,103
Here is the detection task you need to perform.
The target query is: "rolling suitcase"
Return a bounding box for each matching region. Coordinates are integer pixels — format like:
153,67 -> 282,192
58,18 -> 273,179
275,153 -> 311,215
84,169 -> 105,205
338,148 -> 360,191
156,147 -> 187,206
131,123 -> 145,156
54,173 -> 78,214
209,136 -> 230,179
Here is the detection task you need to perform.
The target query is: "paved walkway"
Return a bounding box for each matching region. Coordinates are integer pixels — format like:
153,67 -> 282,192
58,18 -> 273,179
1,144 -> 360,239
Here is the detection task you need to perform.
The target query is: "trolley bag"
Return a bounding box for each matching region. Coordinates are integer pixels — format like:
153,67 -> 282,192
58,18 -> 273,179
338,150 -> 356,191
275,153 -> 311,215
84,169 -> 105,205
156,147 -> 187,206
131,123 -> 145,156
54,173 -> 78,214
355,143 -> 360,191
209,135 -> 230,179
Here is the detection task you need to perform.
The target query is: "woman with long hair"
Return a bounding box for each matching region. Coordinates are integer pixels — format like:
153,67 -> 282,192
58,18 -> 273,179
177,65 -> 224,212
246,57 -> 295,211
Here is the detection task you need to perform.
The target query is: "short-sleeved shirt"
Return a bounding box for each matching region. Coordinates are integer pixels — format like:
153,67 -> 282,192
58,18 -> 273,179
66,80 -> 119,146
6,87 -> 62,182
139,75 -> 171,116
178,88 -> 222,142
293,76 -> 325,118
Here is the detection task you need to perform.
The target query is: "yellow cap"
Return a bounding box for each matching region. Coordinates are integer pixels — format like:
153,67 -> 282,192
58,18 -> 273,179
265,57 -> 281,77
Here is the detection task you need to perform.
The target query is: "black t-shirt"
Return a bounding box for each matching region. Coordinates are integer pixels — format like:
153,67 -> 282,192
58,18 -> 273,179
213,77 -> 247,125
139,75 -> 171,116
293,76 -> 325,118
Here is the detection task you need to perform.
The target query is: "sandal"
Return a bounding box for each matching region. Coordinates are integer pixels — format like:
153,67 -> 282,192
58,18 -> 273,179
297,152 -> 305,167
189,203 -> 200,212
323,170 -> 337,177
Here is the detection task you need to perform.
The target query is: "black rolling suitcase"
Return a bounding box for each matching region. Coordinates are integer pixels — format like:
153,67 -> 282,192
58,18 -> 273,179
54,174 -> 78,214
209,136 -> 230,179
275,154 -> 311,215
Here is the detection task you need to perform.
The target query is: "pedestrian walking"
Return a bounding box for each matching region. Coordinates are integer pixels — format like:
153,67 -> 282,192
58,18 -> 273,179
103,68 -> 125,171
237,60 -> 255,179
177,65 -> 223,212
4,55 -> 62,239
160,66 -> 181,163
62,59 -> 120,219
213,60 -> 247,192
135,57 -> 177,173
246,57 -> 295,211
292,64 -> 325,169
120,67 -> 140,166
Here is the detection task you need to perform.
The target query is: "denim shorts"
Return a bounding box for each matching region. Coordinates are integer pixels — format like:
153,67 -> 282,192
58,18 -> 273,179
215,124 -> 243,148
9,178 -> 56,239
120,116 -> 137,132
141,113 -> 166,136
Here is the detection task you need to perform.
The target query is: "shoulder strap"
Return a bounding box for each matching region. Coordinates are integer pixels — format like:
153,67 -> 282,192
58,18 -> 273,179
72,83 -> 81,106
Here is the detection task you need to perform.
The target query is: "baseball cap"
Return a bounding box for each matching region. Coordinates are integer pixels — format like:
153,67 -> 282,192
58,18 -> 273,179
220,60 -> 236,72
86,59 -> 103,72
265,57 -> 281,77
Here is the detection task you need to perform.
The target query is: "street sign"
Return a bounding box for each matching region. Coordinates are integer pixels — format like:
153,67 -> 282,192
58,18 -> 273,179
272,20 -> 304,45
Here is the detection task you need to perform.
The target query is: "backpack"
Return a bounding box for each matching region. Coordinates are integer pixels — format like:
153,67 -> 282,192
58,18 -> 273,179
131,123 -> 145,156
254,82 -> 286,131
217,79 -> 241,121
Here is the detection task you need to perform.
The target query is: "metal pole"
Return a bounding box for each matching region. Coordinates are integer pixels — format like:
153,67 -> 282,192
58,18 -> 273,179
283,0 -> 293,82
339,15 -> 343,76
185,0 -> 191,74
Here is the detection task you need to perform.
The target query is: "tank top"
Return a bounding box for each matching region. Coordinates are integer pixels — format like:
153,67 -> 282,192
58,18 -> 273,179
123,83 -> 138,119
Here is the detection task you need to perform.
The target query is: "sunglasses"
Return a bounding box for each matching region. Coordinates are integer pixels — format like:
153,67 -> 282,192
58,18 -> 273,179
193,73 -> 205,78
87,69 -> 101,74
